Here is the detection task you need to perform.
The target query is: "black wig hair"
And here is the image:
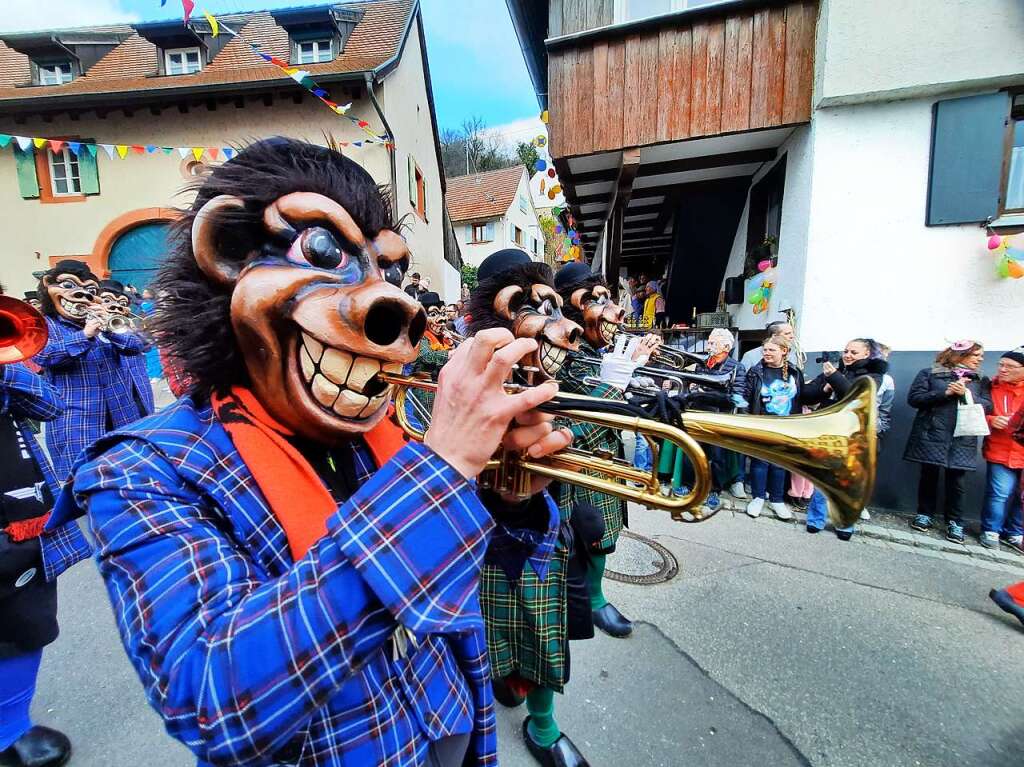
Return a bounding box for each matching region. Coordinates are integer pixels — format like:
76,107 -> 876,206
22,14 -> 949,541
556,273 -> 606,327
151,137 -> 397,399
37,259 -> 97,317
467,262 -> 554,335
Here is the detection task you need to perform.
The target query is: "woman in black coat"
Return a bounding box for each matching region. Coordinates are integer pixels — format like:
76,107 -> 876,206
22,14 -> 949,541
903,341 -> 992,543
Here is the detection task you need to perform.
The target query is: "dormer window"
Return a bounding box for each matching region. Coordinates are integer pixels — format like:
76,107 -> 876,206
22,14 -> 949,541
37,61 -> 74,86
295,38 -> 333,64
165,47 -> 202,75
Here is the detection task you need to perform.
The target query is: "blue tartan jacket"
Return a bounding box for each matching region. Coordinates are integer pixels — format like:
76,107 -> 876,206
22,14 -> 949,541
34,316 -> 150,481
0,363 -> 91,580
51,397 -> 557,767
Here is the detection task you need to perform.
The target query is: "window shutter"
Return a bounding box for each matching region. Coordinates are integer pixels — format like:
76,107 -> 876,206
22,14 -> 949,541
422,176 -> 428,219
485,221 -> 495,241
78,147 -> 100,195
465,224 -> 472,241
408,155 -> 416,207
14,146 -> 39,199
927,92 -> 1009,225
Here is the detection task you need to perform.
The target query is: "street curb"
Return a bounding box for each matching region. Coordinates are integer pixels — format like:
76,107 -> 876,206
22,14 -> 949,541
713,495 -> 1024,571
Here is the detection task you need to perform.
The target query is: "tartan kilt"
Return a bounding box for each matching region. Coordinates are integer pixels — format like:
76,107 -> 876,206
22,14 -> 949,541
480,543 -> 569,692
557,471 -> 626,554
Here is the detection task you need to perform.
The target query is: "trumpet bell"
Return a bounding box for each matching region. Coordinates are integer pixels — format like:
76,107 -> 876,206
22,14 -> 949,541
0,296 -> 48,364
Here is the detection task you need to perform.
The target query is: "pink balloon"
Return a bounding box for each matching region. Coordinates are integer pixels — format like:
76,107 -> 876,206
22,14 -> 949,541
757,259 -> 771,272
987,235 -> 1003,250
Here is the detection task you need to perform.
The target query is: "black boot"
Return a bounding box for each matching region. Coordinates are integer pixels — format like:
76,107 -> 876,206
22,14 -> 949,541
522,717 -> 591,767
491,676 -> 525,708
0,727 -> 71,767
592,602 -> 633,638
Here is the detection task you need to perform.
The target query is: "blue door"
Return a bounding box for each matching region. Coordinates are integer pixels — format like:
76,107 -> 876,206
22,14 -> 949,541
107,222 -> 171,290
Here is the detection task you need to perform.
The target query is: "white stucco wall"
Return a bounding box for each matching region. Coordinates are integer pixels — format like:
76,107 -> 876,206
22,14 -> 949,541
453,169 -> 544,268
816,0 -> 1024,106
723,126 -> 815,332
0,20 -> 451,298
799,96 -> 1019,351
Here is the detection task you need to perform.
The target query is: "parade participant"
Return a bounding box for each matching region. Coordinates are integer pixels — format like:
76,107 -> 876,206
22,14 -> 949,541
989,403 -> 1024,627
22,292 -> 41,312
0,293 -> 90,767
33,260 -> 150,480
467,250 -> 591,767
50,138 -> 571,767
555,260 -> 657,638
408,291 -> 454,417
97,279 -> 155,416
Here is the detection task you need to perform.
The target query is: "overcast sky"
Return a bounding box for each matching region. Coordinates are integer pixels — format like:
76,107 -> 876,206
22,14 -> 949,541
3,0 -> 541,140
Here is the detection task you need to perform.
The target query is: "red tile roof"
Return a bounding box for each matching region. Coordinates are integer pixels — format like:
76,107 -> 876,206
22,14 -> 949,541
446,166 -> 527,222
0,1 -> 412,105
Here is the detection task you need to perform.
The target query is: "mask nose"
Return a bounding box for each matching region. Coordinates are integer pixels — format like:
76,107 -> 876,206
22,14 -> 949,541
613,306 -> 625,322
546,314 -> 582,350
344,282 -> 426,363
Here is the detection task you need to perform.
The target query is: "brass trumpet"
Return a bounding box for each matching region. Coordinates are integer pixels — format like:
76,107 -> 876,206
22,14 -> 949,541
610,330 -> 706,370
378,373 -> 877,528
0,296 -> 48,364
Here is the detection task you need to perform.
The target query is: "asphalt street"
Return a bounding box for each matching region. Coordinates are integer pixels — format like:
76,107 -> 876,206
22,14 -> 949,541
31,506 -> 1024,767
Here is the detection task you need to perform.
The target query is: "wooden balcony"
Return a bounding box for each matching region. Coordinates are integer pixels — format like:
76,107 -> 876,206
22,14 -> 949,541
546,0 -> 817,159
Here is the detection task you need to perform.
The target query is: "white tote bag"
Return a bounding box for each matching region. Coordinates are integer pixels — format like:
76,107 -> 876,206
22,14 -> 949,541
953,388 -> 990,438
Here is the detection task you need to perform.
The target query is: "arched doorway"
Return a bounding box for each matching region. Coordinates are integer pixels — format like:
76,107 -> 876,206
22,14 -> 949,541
92,207 -> 179,288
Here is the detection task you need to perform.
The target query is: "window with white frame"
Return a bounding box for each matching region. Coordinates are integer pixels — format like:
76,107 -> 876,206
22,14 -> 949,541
1004,93 -> 1024,213
614,0 -> 721,23
296,39 -> 333,64
165,47 -> 202,75
38,61 -> 73,86
519,194 -> 528,213
513,226 -> 524,246
47,147 -> 81,196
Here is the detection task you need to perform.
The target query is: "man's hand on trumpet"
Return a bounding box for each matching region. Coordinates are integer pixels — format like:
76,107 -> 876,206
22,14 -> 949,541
83,305 -> 108,338
424,327 -> 572,498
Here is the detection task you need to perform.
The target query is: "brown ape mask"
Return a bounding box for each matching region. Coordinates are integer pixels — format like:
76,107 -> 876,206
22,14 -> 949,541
554,265 -> 625,350
38,260 -> 99,325
98,280 -> 131,318
467,256 -> 582,384
154,138 -> 425,444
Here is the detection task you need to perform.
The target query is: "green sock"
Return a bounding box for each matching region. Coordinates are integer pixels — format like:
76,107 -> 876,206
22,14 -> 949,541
587,553 -> 608,610
526,686 -> 560,748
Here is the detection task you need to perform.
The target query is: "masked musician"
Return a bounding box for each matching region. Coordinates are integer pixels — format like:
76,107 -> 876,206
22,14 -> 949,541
406,291 -> 455,423
98,279 -> 155,416
32,261 -> 151,481
0,289 -> 90,767
555,261 -> 659,641
48,138 -> 570,767
467,250 -> 591,767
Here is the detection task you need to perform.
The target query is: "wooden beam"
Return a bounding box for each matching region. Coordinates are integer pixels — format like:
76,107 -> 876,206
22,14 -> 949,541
568,147 -> 775,186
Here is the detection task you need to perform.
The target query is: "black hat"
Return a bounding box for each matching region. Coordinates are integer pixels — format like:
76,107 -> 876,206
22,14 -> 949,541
23,291 -> 38,300
99,279 -> 126,295
419,291 -> 443,309
477,248 -> 532,283
48,259 -> 97,282
1002,346 -> 1024,367
554,261 -> 592,291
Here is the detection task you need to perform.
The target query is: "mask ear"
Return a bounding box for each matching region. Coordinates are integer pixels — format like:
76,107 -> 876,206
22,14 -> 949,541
192,195 -> 248,287
570,288 -> 588,310
494,285 -> 524,321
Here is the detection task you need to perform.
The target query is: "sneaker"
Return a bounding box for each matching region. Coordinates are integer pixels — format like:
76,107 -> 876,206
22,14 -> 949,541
946,521 -> 965,544
909,514 -> 932,532
659,482 -> 671,498
746,497 -> 765,518
769,501 -> 793,520
672,485 -> 690,499
980,531 -> 1000,549
729,481 -> 748,500
705,492 -> 722,511
1002,534 -> 1024,552
859,509 -> 871,521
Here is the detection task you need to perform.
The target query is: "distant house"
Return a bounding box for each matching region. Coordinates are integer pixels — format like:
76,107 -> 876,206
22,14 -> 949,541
448,165 -> 544,267
0,1 -> 462,298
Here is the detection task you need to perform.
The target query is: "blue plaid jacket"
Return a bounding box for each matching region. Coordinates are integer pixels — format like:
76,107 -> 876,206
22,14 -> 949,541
52,397 -> 557,766
34,316 -> 150,481
0,363 -> 91,580
121,341 -> 155,415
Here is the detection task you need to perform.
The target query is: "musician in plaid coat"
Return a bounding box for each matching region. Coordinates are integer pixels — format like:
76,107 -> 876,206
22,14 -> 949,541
53,140 -> 570,767
98,280 -> 155,415
33,261 -> 151,482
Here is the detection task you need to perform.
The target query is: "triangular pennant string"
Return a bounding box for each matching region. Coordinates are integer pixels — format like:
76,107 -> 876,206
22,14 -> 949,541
222,147 -> 236,160
0,134 -> 11,149
15,136 -> 31,151
49,140 -> 65,153
100,144 -> 116,160
115,145 -> 129,159
177,147 -> 191,158
32,137 -> 46,149
191,147 -> 204,161
84,144 -> 98,158
206,147 -> 219,160
67,141 -> 81,156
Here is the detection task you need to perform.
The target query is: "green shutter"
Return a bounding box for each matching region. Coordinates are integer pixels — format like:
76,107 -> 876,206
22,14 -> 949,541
78,146 -> 100,195
927,92 -> 1009,225
14,146 -> 39,199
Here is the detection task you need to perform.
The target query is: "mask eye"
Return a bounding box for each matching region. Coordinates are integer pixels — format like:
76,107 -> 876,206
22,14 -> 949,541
539,298 -> 556,317
382,262 -> 404,287
59,280 -> 76,290
290,226 -> 349,270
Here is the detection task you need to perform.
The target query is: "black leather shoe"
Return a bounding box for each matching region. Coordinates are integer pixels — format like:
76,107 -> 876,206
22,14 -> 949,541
592,602 -> 633,638
522,717 -> 591,767
0,727 -> 71,767
491,677 -> 525,708
990,589 -> 1024,627
835,530 -> 853,541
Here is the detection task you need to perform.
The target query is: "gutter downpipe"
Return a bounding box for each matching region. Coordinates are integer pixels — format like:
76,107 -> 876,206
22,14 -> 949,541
365,72 -> 398,220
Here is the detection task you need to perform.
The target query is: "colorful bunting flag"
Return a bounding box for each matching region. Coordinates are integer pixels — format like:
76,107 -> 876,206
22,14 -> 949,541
182,0 -> 195,24
191,147 -> 204,161
100,144 -> 116,160
177,147 -> 191,159
32,138 -> 46,149
203,10 -> 219,37
67,141 -> 81,156
15,136 -> 31,151
115,145 -> 129,159
0,135 -> 11,149
49,140 -> 64,153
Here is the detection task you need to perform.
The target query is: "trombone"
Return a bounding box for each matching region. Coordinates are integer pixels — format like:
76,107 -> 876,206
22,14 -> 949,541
0,296 -> 48,364
378,372 -> 877,528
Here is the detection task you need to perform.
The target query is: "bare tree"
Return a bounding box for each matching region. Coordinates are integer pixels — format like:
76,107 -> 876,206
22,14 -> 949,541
440,116 -> 519,179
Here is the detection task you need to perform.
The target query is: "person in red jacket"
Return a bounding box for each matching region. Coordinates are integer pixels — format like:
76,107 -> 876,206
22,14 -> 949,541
979,347 -> 1024,550
989,400 -> 1024,627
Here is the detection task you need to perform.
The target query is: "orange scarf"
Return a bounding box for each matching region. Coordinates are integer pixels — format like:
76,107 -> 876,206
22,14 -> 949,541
707,351 -> 728,369
211,387 -> 407,560
424,330 -> 452,352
